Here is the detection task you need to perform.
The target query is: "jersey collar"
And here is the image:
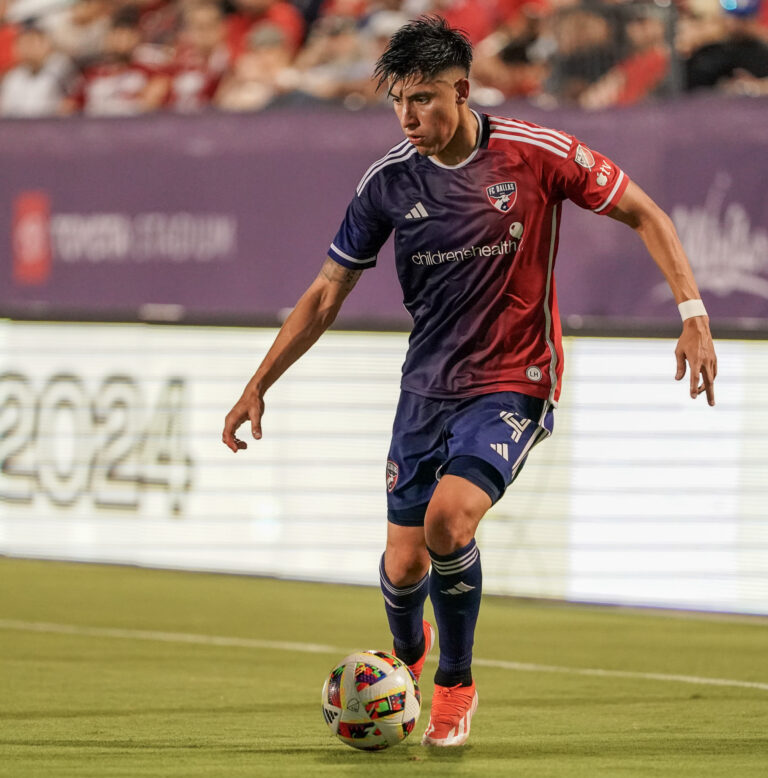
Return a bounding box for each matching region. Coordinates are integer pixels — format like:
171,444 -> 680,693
428,110 -> 485,170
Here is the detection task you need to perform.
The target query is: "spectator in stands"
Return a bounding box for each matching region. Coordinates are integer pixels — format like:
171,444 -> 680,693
286,14 -> 369,99
0,22 -> 75,116
292,13 -> 360,73
120,0 -> 180,45
215,21 -> 293,110
225,0 -> 305,61
63,5 -> 170,115
676,0 -> 726,58
281,6 -> 408,110
546,3 -> 618,102
684,0 -> 768,90
167,0 -> 230,111
277,9 -> 403,106
471,0 -> 551,100
4,0 -> 767,119
41,0 -> 111,68
579,4 -> 670,109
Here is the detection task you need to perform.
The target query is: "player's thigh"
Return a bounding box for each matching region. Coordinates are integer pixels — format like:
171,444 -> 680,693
386,390 -> 450,526
424,474 -> 492,555
443,391 -> 553,503
385,522 -> 429,586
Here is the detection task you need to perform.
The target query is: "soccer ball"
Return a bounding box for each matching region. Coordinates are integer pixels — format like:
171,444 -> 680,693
321,650 -> 421,750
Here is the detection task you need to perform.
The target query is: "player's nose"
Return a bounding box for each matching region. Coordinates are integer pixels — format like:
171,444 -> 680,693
399,104 -> 417,129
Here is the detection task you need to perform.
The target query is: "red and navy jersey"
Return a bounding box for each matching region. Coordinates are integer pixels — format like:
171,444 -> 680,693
328,111 -> 630,404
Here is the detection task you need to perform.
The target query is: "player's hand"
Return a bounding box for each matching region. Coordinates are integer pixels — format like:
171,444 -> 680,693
222,381 -> 265,453
675,317 -> 717,406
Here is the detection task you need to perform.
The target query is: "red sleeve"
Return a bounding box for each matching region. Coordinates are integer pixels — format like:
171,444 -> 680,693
489,117 -> 630,214
547,134 -> 630,215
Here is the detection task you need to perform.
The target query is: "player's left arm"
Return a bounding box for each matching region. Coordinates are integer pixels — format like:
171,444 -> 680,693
608,179 -> 717,406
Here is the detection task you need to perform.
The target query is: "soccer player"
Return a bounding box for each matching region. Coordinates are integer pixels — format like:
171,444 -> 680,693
222,16 -> 717,747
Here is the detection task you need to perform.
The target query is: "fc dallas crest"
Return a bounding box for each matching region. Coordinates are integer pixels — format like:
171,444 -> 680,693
486,182 -> 517,212
386,460 -> 399,493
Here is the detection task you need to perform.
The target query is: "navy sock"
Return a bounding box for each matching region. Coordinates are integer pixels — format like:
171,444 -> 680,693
428,538 -> 482,687
379,554 -> 429,666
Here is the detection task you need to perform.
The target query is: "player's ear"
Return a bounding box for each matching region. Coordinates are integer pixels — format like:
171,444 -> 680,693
455,78 -> 470,105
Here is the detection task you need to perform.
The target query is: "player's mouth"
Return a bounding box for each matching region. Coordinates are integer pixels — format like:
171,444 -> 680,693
407,135 -> 426,146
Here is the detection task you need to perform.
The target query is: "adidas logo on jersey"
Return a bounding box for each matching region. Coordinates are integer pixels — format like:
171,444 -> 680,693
405,202 -> 429,220
490,442 -> 509,461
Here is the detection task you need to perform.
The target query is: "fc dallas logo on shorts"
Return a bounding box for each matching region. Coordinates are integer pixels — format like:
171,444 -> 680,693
486,182 -> 517,212
386,460 -> 399,492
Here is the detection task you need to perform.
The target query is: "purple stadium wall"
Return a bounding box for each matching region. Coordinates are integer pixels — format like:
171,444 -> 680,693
1,94 -> 766,329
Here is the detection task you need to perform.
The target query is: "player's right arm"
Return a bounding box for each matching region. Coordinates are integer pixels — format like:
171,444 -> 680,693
221,257 -> 362,452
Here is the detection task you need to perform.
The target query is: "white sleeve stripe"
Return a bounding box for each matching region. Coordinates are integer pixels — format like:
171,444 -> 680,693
355,139 -> 410,190
490,117 -> 571,147
329,243 -> 376,264
492,116 -> 571,143
356,143 -> 416,195
356,147 -> 414,194
489,120 -> 572,151
489,131 -> 569,159
490,123 -> 571,151
592,170 -> 626,213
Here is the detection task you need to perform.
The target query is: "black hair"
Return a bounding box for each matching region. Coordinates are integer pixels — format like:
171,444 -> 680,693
373,16 -> 473,91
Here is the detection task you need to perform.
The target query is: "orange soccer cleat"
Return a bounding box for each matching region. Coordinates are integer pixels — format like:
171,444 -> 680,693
395,620 -> 435,683
421,681 -> 478,747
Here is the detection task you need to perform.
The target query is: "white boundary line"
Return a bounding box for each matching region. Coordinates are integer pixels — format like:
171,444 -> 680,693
2,619 -> 767,693
471,657 -> 768,692
0,619 -> 338,654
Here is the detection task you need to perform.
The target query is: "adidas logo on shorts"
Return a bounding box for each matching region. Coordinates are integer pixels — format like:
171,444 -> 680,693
490,442 -> 509,461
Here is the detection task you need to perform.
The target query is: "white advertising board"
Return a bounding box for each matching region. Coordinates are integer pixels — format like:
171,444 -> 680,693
1,322 -> 766,614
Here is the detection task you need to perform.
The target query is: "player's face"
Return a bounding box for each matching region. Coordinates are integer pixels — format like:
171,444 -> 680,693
389,71 -> 469,160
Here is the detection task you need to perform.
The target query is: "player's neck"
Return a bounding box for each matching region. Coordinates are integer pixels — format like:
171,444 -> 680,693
433,107 -> 479,167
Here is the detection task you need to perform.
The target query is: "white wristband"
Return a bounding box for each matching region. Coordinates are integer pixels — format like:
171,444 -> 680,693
678,299 -> 707,321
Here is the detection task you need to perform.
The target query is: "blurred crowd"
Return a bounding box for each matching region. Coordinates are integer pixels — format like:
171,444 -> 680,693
1,0 -> 767,117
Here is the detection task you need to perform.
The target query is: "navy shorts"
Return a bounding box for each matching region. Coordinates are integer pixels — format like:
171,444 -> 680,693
386,390 -> 554,526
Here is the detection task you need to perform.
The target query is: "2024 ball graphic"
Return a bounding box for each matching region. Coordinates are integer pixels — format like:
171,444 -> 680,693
321,650 -> 421,750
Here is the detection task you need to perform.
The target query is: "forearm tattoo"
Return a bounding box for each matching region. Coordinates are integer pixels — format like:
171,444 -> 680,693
320,258 -> 363,291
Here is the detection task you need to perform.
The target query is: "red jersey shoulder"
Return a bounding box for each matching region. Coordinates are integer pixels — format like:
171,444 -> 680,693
486,113 -> 629,215
487,114 -> 574,161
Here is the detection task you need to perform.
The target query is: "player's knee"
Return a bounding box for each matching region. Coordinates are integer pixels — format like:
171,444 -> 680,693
384,545 -> 429,586
424,504 -> 477,556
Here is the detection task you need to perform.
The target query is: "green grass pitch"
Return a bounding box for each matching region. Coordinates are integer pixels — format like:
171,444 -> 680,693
1,558 -> 767,777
